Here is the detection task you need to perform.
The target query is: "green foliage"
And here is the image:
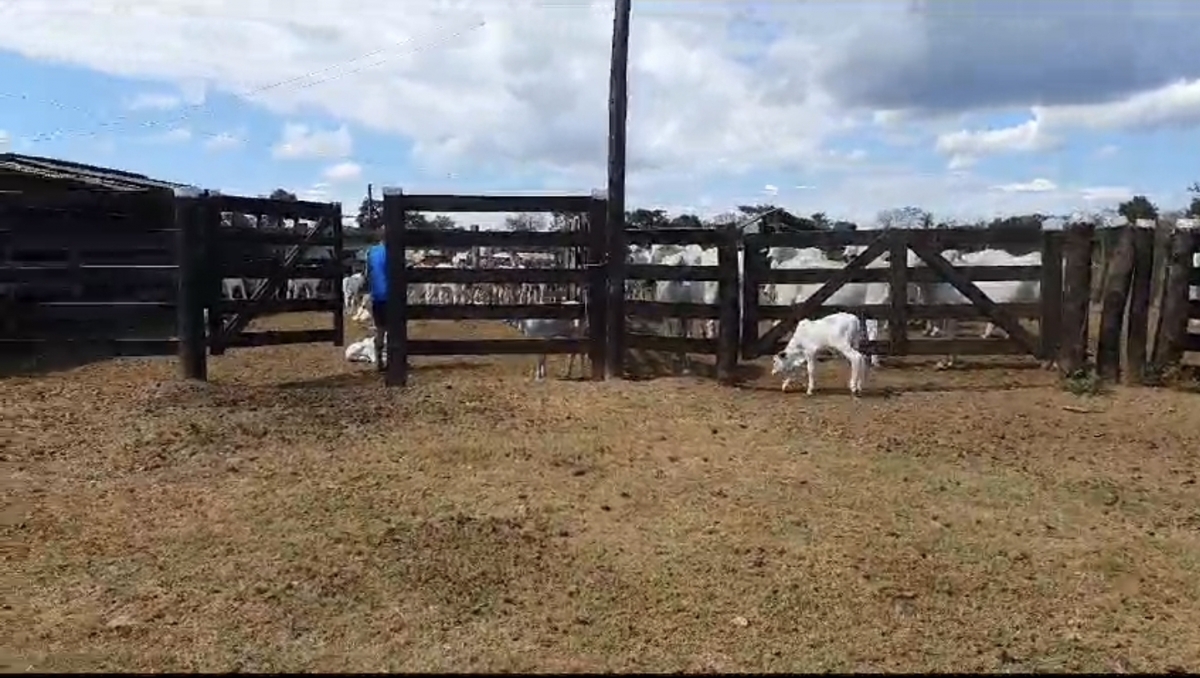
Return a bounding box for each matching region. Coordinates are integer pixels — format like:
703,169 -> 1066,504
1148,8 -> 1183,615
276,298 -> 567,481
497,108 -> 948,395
1060,368 -> 1107,396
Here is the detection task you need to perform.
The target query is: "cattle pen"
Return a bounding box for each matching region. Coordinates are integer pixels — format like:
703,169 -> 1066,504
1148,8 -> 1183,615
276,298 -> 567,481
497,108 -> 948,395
5,191 -> 1200,673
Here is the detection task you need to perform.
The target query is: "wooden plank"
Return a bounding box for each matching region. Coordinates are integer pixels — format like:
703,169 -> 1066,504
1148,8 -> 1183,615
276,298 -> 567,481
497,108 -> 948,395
331,204 -> 345,347
219,298 -> 334,314
0,189 -> 166,214
222,260 -> 341,280
218,226 -> 340,247
625,229 -> 730,246
626,333 -> 718,355
206,195 -> 335,221
393,194 -> 593,214
716,227 -> 740,383
1060,222 -> 1095,373
1125,224 -> 1156,383
756,230 -> 881,248
0,264 -> 176,284
1096,225 -> 1136,381
1190,268 -> 1200,285
1,230 -> 178,250
407,267 -> 588,285
403,228 -> 588,249
756,302 -> 1043,321
753,234 -> 889,355
0,337 -> 179,355
909,238 -> 1041,357
219,214 -> 336,342
1,300 -> 174,319
1039,232 -> 1065,363
761,264 -> 1043,285
755,336 -> 1033,358
407,338 -> 587,356
384,192 -> 408,385
222,329 -> 338,348
888,233 -> 909,355
626,264 -> 724,281
586,196 -> 609,380
740,235 -> 766,360
626,300 -> 722,320
175,196 -> 207,380
1190,300 -> 1200,318
1185,333 -> 1200,353
1152,227 -> 1197,368
407,303 -> 586,321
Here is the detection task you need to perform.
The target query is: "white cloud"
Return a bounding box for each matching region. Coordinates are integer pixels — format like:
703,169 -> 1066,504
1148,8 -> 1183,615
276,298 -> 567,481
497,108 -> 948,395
203,131 -> 243,151
762,184 -> 778,196
144,127 -> 191,144
936,78 -> 1200,165
1080,186 -> 1135,203
322,160 -> 362,182
0,2 -> 1190,219
123,82 -> 207,111
1094,144 -> 1119,158
0,129 -> 9,151
271,123 -> 352,160
991,178 -> 1057,193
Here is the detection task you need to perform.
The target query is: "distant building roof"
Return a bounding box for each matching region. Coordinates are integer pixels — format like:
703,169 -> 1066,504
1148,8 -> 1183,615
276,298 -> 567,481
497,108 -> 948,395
0,152 -> 204,196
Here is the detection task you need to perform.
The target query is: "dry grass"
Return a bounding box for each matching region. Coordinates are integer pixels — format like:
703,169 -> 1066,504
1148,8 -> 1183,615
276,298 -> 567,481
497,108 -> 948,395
4,313 -> 1200,672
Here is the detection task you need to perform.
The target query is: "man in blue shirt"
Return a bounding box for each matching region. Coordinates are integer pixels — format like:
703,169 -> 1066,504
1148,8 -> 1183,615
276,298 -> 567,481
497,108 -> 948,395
365,239 -> 388,367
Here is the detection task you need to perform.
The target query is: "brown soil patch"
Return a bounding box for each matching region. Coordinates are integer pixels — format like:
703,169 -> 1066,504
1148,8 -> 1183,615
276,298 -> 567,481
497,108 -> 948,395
4,313 -> 1200,672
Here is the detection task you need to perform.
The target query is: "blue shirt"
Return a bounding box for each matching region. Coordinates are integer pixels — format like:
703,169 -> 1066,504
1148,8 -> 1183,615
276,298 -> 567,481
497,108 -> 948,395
366,244 -> 388,302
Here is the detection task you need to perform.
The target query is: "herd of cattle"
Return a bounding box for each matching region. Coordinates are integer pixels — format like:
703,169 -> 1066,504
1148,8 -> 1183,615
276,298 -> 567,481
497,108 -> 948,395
213,240 -> 1198,384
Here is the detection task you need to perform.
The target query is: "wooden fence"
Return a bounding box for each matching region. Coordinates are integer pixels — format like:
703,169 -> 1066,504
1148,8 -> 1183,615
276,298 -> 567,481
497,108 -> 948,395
4,186 -> 1197,386
379,191 -> 608,387
0,189 -> 181,357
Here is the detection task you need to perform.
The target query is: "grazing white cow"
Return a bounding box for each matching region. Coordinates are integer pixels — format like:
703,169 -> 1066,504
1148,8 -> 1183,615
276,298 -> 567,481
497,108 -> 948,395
342,272 -> 366,314
505,301 -> 585,380
772,311 -> 868,396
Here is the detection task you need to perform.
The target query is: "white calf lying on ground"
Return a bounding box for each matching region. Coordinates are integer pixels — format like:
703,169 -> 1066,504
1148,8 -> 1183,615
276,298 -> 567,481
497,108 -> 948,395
771,312 -> 868,396
345,336 -> 379,364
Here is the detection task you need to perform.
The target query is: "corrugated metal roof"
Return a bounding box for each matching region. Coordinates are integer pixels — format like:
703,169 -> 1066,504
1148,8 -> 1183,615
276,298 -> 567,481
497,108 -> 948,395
0,152 -> 204,196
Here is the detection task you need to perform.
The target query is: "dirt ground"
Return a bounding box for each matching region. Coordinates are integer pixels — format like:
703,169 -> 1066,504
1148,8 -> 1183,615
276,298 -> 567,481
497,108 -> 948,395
4,312 -> 1200,672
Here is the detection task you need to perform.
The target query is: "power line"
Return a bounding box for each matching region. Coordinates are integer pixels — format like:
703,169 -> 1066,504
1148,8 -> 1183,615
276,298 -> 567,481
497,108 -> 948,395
14,19 -> 487,146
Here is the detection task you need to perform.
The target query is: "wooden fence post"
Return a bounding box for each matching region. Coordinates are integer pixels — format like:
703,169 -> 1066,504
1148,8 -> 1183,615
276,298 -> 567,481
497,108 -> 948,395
175,196 -> 207,381
586,193 -> 609,380
382,190 -> 409,386
716,225 -> 740,384
1096,220 -> 1135,381
1039,225 -> 1064,362
1059,221 -> 1095,375
740,235 -> 765,360
1124,218 -> 1156,384
887,230 -> 909,358
200,194 -> 224,355
331,203 -> 346,347
604,191 -> 626,379
1152,218 -> 1197,371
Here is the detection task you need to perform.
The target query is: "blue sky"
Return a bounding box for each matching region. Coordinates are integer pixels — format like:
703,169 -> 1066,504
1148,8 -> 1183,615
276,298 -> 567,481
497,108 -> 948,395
1,1 -> 1198,227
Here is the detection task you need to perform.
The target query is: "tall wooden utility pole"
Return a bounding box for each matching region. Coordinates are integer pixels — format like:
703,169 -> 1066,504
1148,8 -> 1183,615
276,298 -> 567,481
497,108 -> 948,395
604,0 -> 632,379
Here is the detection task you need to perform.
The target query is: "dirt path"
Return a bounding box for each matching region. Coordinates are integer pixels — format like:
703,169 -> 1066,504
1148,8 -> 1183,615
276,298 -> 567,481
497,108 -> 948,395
4,315 -> 1200,672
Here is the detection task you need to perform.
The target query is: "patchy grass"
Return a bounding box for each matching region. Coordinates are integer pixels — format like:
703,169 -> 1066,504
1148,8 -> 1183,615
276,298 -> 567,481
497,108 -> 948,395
3,314 -> 1200,672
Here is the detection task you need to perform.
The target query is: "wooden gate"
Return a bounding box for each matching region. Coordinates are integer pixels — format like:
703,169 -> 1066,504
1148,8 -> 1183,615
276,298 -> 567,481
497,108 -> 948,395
742,227 -> 1062,361
186,194 -> 345,354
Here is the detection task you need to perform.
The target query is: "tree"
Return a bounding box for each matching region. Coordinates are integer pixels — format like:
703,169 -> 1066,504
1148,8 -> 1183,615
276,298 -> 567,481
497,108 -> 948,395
505,213 -> 545,231
355,196 -> 382,231
405,212 -> 432,229
876,206 -> 932,230
266,187 -> 298,229
668,214 -> 703,229
1117,195 -> 1158,222
625,208 -> 669,230
809,212 -> 830,229
1187,182 -> 1200,218
429,215 -> 457,230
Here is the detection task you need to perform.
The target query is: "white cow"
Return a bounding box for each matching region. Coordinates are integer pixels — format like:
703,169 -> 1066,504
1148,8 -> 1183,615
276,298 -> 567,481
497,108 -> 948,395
772,312 -> 868,396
